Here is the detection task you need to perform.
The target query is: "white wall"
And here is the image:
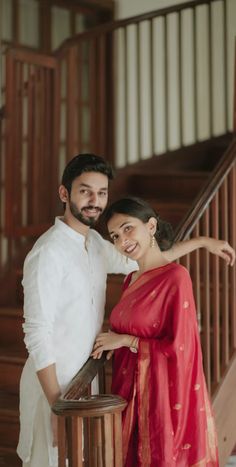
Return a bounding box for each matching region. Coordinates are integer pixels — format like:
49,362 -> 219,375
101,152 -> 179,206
115,0 -> 191,20
113,0 -> 236,167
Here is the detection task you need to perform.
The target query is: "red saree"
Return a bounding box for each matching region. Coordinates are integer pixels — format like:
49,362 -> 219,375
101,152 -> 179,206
110,263 -> 218,467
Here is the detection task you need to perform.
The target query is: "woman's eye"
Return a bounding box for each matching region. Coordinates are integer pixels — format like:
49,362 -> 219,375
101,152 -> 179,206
111,235 -> 118,242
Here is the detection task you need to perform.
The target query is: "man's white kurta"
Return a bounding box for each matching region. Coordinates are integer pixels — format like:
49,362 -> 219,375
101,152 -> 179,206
17,218 -> 136,464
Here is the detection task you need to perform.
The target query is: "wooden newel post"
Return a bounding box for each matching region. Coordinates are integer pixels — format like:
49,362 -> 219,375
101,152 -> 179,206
53,394 -> 127,467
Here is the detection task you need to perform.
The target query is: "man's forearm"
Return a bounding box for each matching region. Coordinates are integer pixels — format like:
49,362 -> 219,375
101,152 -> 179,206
37,363 -> 61,406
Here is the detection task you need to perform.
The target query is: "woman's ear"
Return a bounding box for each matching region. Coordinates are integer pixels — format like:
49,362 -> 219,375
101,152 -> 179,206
58,185 -> 68,203
148,217 -> 157,235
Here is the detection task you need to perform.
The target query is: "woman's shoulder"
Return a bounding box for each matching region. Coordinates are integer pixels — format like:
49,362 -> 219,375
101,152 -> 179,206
165,262 -> 191,282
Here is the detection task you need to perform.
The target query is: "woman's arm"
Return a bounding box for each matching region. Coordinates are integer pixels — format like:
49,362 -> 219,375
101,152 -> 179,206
91,331 -> 138,359
163,237 -> 235,265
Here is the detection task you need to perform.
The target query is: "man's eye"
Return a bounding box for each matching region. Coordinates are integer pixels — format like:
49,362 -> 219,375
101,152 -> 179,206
99,191 -> 107,197
80,189 -> 89,194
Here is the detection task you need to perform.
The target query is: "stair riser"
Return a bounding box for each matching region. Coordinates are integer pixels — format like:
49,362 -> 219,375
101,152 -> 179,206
0,416 -> 19,449
0,450 -> 21,467
0,362 -> 24,395
130,174 -> 208,200
0,315 -> 25,349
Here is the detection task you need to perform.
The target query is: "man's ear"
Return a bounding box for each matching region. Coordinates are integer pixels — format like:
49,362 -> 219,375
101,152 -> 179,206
58,185 -> 68,203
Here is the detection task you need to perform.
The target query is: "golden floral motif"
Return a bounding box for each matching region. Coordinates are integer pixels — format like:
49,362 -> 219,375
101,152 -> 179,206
149,290 -> 157,298
182,443 -> 191,450
152,321 -> 160,328
194,384 -> 200,391
183,300 -> 189,309
173,403 -> 182,410
179,344 -> 184,351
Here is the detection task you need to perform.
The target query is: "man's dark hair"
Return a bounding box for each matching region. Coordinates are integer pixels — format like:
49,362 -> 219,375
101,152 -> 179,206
61,153 -> 114,195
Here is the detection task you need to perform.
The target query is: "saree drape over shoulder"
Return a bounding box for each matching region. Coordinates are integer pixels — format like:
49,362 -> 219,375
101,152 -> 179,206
110,263 -> 218,467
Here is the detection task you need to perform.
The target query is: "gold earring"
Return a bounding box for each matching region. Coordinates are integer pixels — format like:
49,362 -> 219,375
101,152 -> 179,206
150,235 -> 155,248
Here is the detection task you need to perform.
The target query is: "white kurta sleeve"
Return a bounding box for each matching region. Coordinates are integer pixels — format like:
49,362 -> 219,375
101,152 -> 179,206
22,245 -> 63,371
102,237 -> 138,274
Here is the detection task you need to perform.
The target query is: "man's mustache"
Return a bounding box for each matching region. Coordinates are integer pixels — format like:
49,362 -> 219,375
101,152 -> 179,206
81,206 -> 103,213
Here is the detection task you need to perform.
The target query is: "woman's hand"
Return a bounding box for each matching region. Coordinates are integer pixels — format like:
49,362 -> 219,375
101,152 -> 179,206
203,238 -> 235,266
91,331 -> 130,359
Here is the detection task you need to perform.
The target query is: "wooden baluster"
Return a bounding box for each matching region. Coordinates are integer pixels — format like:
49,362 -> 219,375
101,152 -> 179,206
89,38 -> 97,153
103,413 -> 114,466
191,223 -> 201,330
229,165 -> 236,351
113,412 -> 123,467
220,177 -> 229,368
211,192 -> 220,385
201,209 -> 211,392
66,46 -> 77,160
91,417 -> 103,466
68,416 -> 83,467
58,416 -> 67,467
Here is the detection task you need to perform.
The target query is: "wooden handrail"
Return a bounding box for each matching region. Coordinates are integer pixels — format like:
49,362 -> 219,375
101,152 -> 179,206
54,0 -> 220,52
174,136 -> 236,241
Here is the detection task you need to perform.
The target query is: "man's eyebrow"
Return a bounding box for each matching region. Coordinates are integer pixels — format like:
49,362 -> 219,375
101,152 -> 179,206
78,183 -> 108,190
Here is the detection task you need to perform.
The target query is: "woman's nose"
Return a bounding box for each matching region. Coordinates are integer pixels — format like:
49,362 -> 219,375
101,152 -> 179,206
121,235 -> 128,246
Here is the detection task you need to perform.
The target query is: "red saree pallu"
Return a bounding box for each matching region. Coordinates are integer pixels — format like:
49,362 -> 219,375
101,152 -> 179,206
110,263 -> 218,467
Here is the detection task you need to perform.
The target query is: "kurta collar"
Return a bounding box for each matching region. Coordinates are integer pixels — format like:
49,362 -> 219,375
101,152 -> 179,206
55,217 -> 87,245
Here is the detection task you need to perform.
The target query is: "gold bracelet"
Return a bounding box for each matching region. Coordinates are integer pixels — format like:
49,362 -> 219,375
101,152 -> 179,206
129,336 -> 139,353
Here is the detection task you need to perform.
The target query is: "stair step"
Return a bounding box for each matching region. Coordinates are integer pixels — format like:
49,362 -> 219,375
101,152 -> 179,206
0,448 -> 21,467
0,392 -> 20,466
0,308 -> 25,349
146,199 -> 190,228
0,347 -> 26,394
128,171 -> 209,200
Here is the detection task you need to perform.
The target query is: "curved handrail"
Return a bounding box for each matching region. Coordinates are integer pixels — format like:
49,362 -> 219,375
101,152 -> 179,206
52,354 -> 127,415
54,0 -> 218,54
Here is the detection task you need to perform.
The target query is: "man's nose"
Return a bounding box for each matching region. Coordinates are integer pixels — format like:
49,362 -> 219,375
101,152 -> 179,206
89,192 -> 99,205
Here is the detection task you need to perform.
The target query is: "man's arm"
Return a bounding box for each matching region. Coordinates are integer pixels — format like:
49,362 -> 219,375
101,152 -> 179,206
37,364 -> 61,446
163,237 -> 235,266
37,364 -> 61,406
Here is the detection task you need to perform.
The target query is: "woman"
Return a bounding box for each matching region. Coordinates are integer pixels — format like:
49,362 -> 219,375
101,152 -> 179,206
92,197 -> 220,466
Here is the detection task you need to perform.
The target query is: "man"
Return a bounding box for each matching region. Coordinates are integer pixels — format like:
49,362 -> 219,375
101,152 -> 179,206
17,154 -> 235,467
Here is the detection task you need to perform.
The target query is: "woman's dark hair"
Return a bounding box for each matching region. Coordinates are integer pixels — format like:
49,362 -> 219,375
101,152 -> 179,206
61,153 -> 114,195
105,197 -> 174,251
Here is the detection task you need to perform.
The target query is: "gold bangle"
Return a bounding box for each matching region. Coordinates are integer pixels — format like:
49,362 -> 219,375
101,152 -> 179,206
130,337 -> 139,353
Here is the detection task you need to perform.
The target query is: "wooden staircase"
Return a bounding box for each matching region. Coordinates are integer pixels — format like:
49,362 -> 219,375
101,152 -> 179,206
0,134 -> 233,466
0,309 -> 26,466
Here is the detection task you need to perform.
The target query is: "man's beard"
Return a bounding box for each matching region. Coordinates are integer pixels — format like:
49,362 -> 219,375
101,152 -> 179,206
69,200 -> 103,227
